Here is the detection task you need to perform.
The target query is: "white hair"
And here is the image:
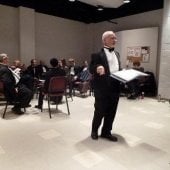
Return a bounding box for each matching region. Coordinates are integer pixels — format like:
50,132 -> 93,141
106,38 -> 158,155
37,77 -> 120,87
102,31 -> 114,42
0,53 -> 8,62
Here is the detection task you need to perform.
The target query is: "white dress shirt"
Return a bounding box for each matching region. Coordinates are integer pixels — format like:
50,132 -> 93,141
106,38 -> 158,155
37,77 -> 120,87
104,48 -> 119,74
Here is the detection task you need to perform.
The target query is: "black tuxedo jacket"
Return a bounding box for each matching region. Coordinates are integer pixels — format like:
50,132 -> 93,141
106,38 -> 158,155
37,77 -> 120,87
68,65 -> 81,76
89,48 -> 121,93
0,64 -> 17,101
27,65 -> 40,78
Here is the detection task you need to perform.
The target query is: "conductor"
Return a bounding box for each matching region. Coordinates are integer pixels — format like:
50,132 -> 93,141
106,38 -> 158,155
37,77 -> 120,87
89,31 -> 121,142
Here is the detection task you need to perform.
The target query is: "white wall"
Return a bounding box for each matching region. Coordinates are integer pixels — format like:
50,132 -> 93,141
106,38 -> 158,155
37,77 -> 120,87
0,4 -> 162,70
35,13 -> 92,66
90,9 -> 163,52
0,5 -> 19,63
89,9 -> 163,81
0,5 -> 92,66
19,7 -> 35,66
158,0 -> 170,99
115,27 -> 158,75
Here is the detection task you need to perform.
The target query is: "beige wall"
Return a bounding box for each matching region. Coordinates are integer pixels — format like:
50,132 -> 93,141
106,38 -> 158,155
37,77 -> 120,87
35,13 -> 91,66
19,7 -> 35,66
91,9 -> 163,52
115,27 -> 158,75
0,4 -> 162,71
158,0 -> 170,99
0,5 -> 19,63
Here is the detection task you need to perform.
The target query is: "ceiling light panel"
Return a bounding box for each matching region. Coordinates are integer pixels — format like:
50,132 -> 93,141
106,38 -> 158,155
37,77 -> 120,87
78,0 -> 123,8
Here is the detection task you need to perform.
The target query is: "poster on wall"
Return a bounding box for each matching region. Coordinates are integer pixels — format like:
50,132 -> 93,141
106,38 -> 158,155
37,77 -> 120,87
127,46 -> 150,63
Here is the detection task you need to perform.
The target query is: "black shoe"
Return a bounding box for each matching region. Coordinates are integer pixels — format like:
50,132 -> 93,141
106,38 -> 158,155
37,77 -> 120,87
11,107 -> 24,115
101,134 -> 118,142
35,105 -> 42,109
8,101 -> 16,105
127,95 -> 136,99
25,104 -> 31,108
91,132 -> 98,140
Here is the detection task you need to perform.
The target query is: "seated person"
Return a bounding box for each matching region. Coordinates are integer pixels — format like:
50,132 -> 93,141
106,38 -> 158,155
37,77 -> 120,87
10,60 -> 34,92
67,58 -> 81,96
0,53 -> 33,114
35,58 -> 66,109
73,61 -> 92,94
11,59 -> 22,76
127,61 -> 144,99
58,58 -> 69,75
26,59 -> 40,79
37,60 -> 49,79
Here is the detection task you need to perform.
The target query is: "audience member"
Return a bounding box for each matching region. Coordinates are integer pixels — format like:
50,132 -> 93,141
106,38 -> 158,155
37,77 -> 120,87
27,59 -> 40,79
37,60 -> 49,79
0,53 -> 32,114
67,58 -> 81,96
127,61 -> 144,99
72,60 -> 92,95
35,58 -> 66,109
59,58 -> 69,75
11,60 -> 22,76
78,60 -> 91,82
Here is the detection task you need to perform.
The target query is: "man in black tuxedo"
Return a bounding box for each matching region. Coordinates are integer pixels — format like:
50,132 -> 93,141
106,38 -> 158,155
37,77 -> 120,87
89,31 -> 121,142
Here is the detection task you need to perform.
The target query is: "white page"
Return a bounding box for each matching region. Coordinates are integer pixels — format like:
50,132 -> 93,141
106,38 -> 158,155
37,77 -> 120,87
111,69 -> 148,83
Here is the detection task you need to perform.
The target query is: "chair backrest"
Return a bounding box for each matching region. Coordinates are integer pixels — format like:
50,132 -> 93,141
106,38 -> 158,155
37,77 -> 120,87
0,80 -> 4,94
48,76 -> 67,94
0,80 -> 6,102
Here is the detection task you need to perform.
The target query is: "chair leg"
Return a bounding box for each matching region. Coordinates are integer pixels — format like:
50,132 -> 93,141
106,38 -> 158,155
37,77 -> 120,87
70,95 -> 73,101
65,95 -> 70,115
55,97 -> 58,110
48,96 -> 52,118
2,102 -> 8,118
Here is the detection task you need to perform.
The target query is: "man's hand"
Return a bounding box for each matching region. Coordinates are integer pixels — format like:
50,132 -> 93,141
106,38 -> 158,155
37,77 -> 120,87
96,66 -> 105,75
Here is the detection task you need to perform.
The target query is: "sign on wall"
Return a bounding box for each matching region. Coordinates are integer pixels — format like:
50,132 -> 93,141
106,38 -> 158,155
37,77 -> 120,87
127,46 -> 150,63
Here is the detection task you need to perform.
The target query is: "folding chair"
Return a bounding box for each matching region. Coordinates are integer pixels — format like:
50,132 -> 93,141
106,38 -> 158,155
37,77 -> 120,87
42,76 -> 70,118
0,80 -> 9,118
0,80 -> 26,118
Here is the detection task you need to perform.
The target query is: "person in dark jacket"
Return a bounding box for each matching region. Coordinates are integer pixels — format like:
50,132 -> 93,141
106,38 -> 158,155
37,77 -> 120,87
26,59 -> 40,79
0,53 -> 32,114
89,31 -> 121,142
37,60 -> 49,79
35,58 -> 66,109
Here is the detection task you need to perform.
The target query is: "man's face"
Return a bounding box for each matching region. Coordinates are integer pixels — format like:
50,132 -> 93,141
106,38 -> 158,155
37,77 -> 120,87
3,56 -> 9,65
31,60 -> 37,67
69,61 -> 75,67
104,33 -> 117,48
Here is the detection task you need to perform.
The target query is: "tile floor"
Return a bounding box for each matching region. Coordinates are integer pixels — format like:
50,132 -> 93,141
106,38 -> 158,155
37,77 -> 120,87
0,96 -> 170,170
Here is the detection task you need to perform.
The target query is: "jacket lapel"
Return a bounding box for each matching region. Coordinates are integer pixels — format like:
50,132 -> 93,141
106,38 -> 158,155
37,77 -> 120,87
100,49 -> 110,74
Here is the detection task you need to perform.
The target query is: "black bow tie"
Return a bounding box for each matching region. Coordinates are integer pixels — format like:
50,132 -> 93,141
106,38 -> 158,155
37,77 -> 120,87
104,47 -> 114,52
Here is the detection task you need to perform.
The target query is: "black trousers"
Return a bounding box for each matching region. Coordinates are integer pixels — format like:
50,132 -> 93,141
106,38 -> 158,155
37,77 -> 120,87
92,90 -> 119,135
4,83 -> 32,108
16,85 -> 33,107
38,87 -> 63,107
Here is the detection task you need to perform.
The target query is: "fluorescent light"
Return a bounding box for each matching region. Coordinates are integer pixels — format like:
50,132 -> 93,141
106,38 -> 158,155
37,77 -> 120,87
124,0 -> 130,3
69,0 -> 76,2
